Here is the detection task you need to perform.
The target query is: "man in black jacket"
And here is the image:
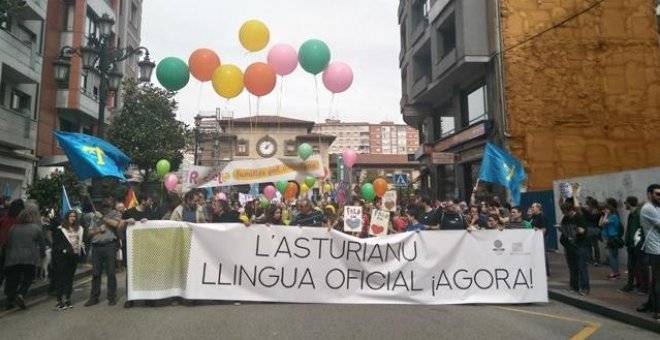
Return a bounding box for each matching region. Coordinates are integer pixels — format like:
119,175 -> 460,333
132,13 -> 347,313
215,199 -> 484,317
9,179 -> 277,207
560,200 -> 599,296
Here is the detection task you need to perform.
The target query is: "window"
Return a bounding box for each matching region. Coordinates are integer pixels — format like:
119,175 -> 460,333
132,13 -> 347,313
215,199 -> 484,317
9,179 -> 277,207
59,118 -> 80,133
437,14 -> 456,59
85,11 -> 98,39
10,90 -> 31,114
464,85 -> 487,125
236,140 -> 248,156
284,140 -> 297,156
312,145 -> 320,155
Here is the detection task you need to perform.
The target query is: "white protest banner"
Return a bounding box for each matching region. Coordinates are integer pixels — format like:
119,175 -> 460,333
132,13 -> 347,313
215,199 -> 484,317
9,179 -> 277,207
382,191 -> 397,212
185,166 -> 220,192
127,222 -> 548,304
239,193 -> 257,207
369,209 -> 390,237
343,206 -> 363,233
199,155 -> 325,187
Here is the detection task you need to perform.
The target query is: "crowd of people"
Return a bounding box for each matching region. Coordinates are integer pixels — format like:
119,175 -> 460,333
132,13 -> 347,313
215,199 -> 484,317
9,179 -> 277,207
0,181 -> 657,320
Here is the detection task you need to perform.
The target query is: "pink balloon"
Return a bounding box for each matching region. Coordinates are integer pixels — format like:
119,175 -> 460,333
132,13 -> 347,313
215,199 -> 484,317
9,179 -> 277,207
216,192 -> 227,201
322,61 -> 353,93
267,43 -> 298,76
263,185 -> 277,201
164,173 -> 178,192
343,149 -> 357,168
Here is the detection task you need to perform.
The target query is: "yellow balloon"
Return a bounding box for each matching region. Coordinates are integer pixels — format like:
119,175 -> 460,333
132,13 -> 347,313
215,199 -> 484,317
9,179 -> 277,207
212,64 -> 244,99
323,183 -> 332,193
239,19 -> 270,52
300,183 -> 309,193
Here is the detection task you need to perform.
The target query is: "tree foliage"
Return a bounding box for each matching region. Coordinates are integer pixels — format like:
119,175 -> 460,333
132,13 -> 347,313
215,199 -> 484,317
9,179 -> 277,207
26,169 -> 86,213
107,78 -> 187,182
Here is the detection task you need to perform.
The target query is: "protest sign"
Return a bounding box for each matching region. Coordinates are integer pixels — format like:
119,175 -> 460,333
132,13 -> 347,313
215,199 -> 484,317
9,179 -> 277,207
370,209 -> 390,237
382,191 -> 397,212
343,206 -> 363,233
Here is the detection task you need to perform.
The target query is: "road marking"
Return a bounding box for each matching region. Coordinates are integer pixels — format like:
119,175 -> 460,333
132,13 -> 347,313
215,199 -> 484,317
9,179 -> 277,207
496,306 -> 601,340
0,277 -> 92,319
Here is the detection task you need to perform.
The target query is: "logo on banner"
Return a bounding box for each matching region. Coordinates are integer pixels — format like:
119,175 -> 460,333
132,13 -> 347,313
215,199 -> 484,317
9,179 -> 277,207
492,240 -> 506,254
343,206 -> 363,233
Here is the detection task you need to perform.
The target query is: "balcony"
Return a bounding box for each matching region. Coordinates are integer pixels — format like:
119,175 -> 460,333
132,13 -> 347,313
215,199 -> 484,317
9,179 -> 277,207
0,106 -> 36,150
0,29 -> 42,82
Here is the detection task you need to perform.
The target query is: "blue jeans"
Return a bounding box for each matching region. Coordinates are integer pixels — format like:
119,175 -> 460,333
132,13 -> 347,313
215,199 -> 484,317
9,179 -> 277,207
566,247 -> 590,291
606,247 -> 620,274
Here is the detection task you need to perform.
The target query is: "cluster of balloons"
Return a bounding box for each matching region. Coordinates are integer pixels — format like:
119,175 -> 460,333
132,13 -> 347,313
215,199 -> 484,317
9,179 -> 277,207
155,19 -> 354,100
360,178 -> 389,202
156,159 -> 179,192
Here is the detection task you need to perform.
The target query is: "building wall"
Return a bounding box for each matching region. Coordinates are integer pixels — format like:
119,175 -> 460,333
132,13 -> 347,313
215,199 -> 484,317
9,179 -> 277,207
0,0 -> 47,198
501,0 -> 660,190
315,121 -> 418,154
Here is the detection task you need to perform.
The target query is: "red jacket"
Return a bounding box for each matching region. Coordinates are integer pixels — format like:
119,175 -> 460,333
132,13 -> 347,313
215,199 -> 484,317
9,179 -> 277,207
0,215 -> 17,248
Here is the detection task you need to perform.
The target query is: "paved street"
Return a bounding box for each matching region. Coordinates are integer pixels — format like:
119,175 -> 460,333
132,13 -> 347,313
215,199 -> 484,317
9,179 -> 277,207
0,273 -> 657,340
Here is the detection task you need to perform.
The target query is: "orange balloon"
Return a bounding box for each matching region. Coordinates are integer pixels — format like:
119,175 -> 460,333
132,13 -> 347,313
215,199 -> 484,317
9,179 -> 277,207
284,182 -> 298,200
373,178 -> 388,198
188,48 -> 221,82
244,62 -> 276,96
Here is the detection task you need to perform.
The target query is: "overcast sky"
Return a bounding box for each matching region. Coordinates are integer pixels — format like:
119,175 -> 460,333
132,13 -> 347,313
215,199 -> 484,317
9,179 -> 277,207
140,0 -> 403,126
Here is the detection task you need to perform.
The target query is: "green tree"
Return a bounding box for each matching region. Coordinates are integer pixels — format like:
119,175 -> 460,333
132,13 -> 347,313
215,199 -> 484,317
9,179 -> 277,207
26,169 -> 86,213
107,78 -> 187,182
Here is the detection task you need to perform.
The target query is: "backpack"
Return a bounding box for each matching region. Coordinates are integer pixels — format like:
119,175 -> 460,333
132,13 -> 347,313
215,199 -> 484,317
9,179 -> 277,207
440,211 -> 466,230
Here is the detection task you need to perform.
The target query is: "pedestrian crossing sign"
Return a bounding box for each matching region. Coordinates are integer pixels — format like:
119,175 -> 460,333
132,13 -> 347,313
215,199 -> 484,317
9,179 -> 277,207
393,173 -> 408,187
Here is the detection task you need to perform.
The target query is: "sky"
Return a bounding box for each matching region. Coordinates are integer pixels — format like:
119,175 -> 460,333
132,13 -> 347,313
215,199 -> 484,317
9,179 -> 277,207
140,0 -> 403,126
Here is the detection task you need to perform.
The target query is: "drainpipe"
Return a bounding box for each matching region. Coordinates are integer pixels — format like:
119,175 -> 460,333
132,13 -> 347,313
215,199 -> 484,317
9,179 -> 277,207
494,0 -> 510,149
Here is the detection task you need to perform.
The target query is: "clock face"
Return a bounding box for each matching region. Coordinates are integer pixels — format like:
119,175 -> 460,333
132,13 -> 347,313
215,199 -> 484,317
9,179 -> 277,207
257,136 -> 277,158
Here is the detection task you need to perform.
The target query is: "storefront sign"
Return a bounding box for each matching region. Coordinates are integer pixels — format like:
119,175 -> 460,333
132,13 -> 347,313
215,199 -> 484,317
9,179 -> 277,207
431,152 -> 457,165
435,122 -> 487,152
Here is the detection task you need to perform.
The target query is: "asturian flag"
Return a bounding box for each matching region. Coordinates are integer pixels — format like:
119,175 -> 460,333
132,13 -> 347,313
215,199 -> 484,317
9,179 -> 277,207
61,185 -> 72,219
53,131 -> 131,181
478,142 -> 526,205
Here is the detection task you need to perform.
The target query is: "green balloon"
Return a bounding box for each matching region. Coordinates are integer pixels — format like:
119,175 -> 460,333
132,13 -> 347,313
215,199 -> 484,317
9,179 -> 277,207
361,183 -> 376,202
298,143 -> 313,161
156,159 -> 170,177
259,197 -> 270,209
305,176 -> 316,188
276,180 -> 288,194
298,39 -> 331,75
156,57 -> 190,91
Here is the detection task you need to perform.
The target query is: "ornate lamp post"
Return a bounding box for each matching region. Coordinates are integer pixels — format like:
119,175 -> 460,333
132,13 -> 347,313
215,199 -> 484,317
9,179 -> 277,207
52,13 -> 156,138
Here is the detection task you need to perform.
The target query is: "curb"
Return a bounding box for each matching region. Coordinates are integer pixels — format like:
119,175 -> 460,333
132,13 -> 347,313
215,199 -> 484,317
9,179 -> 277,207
549,288 -> 660,334
0,266 -> 93,308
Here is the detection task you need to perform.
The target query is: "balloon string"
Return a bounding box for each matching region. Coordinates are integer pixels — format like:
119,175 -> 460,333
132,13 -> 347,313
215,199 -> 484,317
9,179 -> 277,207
196,81 -> 203,114
314,75 -> 320,120
255,96 -> 260,131
328,93 -> 335,119
248,93 -> 253,135
277,75 -> 283,135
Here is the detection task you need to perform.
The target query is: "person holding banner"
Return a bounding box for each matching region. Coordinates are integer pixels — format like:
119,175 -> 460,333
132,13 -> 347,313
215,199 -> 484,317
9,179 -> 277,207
171,191 -> 206,223
292,199 -> 323,227
404,204 -> 426,232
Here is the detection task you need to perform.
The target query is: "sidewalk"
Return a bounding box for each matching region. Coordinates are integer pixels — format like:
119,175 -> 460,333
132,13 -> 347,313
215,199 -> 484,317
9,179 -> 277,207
547,251 -> 660,333
0,264 -> 92,308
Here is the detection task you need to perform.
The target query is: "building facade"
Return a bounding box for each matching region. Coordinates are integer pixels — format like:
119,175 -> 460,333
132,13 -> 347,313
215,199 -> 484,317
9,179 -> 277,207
195,114 -> 335,171
37,0 -> 141,166
0,0 -> 47,198
313,119 -> 418,155
399,0 -> 660,200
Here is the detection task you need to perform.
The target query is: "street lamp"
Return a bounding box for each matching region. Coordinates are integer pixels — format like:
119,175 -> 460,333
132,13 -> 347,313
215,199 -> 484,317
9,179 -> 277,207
52,13 -> 156,138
